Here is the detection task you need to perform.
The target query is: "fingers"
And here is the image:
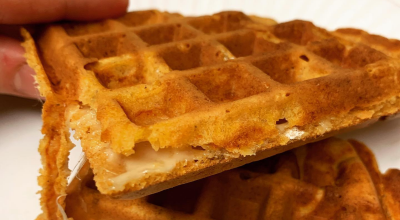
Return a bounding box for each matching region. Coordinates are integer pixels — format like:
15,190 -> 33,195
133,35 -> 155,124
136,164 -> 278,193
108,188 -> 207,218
0,0 -> 129,99
0,35 -> 40,99
0,0 -> 129,24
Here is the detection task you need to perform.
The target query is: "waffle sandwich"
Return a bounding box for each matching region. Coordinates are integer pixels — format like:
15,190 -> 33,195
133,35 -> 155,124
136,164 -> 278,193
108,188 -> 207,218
22,10 -> 400,219
65,138 -> 400,220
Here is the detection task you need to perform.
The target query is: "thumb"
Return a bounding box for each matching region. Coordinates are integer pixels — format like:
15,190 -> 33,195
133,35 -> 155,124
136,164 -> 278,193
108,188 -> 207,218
0,35 -> 41,99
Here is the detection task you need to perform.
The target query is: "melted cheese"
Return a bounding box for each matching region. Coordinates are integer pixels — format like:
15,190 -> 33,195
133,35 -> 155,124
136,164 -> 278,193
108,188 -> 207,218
108,142 -> 204,191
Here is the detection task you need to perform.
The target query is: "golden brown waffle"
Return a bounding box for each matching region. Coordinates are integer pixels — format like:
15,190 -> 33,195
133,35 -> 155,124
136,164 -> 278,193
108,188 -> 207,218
22,10 -> 400,219
64,138 -> 400,220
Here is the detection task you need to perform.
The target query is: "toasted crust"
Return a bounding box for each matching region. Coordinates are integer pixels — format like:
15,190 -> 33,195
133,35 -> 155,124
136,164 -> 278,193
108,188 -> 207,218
23,10 -> 400,219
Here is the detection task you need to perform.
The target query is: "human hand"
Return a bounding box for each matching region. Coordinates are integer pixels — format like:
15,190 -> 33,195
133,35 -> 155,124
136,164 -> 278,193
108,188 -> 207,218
0,0 -> 128,99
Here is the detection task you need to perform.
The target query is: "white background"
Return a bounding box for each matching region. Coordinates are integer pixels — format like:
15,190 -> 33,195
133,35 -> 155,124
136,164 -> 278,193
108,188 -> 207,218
1,0 -> 400,219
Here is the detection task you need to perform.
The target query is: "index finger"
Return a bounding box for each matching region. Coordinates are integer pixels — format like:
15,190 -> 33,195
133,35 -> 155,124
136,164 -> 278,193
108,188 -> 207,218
0,0 -> 129,24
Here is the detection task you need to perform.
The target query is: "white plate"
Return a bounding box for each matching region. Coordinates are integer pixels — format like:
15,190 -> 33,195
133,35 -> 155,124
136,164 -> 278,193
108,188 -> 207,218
1,0 -> 400,219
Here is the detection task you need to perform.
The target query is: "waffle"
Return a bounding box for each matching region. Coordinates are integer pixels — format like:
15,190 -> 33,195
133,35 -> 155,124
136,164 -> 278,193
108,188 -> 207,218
64,138 -> 400,220
22,10 -> 400,219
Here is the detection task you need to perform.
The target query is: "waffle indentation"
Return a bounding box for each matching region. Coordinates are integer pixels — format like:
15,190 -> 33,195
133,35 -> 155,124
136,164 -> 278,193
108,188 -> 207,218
252,53 -> 299,84
252,51 -> 335,84
217,31 -> 256,57
342,45 -> 387,68
135,24 -> 198,46
187,64 -> 271,103
189,11 -> 251,34
74,32 -> 138,59
306,38 -> 345,65
272,20 -> 331,45
160,42 -> 227,71
86,52 -> 171,89
114,78 -> 212,126
85,55 -> 144,89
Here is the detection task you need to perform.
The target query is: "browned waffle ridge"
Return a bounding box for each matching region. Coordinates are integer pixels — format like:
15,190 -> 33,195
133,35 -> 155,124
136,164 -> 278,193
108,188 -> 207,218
65,138 -> 400,220
22,10 -> 400,220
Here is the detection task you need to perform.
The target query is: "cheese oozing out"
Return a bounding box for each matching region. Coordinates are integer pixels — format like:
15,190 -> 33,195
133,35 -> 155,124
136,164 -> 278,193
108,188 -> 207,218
106,142 -> 205,191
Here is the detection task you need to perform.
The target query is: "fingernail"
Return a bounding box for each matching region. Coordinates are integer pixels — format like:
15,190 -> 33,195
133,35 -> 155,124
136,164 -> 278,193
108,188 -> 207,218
14,64 -> 41,99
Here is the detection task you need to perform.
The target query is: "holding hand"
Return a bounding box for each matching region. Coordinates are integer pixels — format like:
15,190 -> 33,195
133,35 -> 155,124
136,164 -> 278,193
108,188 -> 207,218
0,0 -> 128,99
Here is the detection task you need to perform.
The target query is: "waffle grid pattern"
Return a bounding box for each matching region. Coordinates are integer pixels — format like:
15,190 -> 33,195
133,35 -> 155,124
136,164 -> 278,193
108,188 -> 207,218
50,10 -> 399,155
66,11 -> 340,91
29,10 -> 400,200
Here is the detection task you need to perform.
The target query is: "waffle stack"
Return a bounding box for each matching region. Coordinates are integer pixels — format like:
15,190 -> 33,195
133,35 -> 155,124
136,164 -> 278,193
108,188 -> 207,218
65,138 -> 400,220
23,10 -> 400,220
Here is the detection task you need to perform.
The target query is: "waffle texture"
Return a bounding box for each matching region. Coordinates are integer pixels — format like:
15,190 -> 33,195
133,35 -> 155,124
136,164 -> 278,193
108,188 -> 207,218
22,10 -> 400,219
65,138 -> 400,220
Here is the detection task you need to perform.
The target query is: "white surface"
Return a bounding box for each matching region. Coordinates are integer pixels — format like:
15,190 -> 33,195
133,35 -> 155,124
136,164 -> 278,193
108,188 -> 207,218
1,0 -> 400,219
130,0 -> 400,39
0,96 -> 42,220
